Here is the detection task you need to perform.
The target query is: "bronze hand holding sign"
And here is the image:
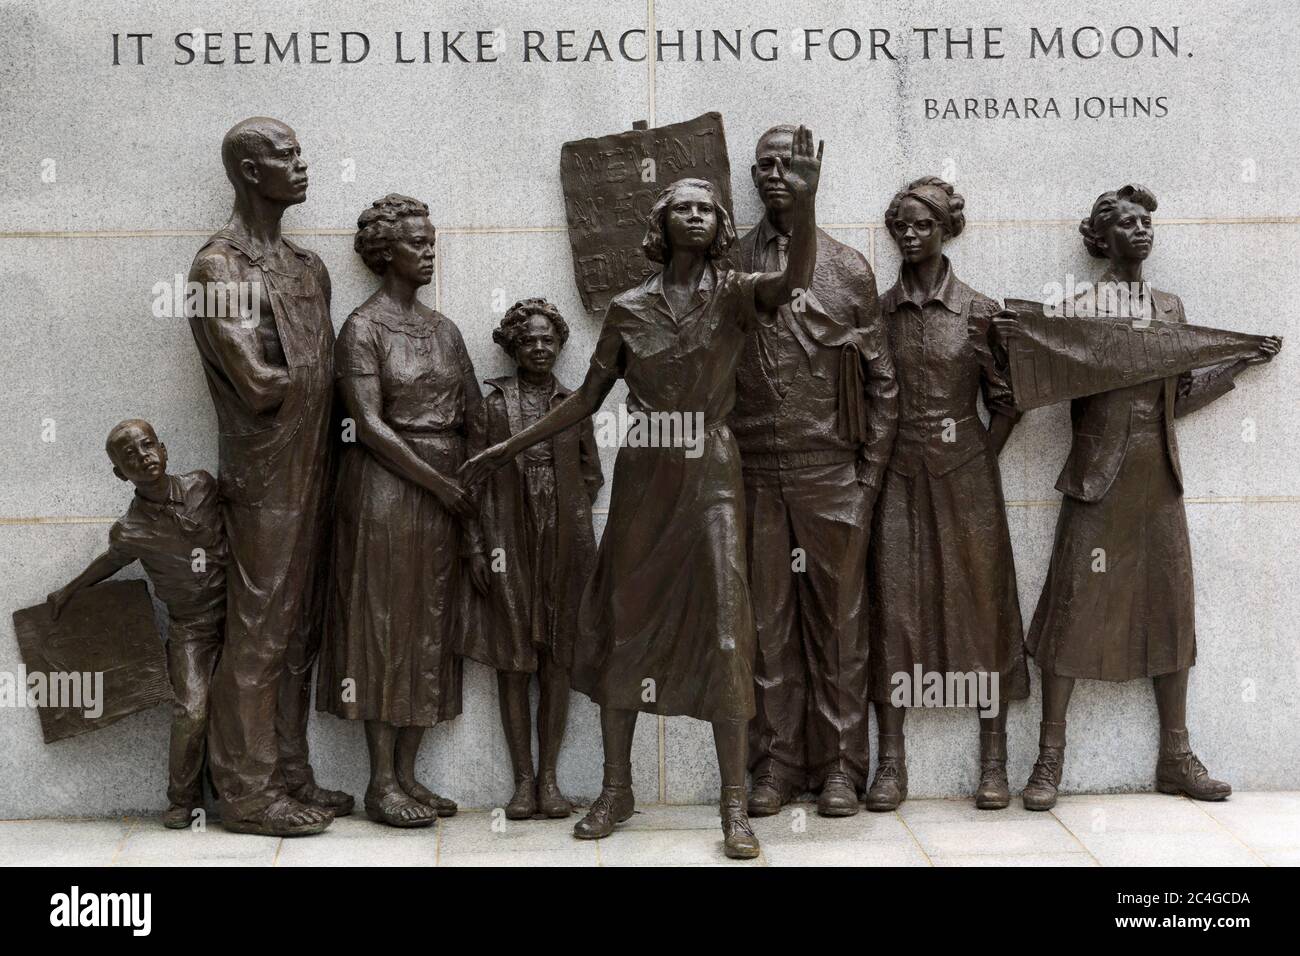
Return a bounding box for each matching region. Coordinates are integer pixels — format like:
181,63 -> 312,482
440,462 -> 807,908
464,125 -> 825,860
46,420 -> 225,829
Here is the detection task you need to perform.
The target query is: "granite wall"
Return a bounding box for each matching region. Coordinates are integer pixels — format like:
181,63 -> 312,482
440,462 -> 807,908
1,0 -> 1297,816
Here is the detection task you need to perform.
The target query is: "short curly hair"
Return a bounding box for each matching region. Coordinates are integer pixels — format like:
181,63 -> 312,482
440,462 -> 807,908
105,418 -> 157,464
493,298 -> 570,357
1080,184 -> 1158,259
354,194 -> 431,275
641,178 -> 736,265
884,176 -> 966,240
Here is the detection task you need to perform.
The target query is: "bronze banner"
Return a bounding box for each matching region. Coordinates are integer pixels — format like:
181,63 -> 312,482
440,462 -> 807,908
561,112 -> 734,314
1001,298 -> 1272,411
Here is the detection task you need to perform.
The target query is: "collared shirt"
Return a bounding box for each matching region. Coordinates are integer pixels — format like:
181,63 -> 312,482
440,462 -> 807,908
590,262 -> 758,429
730,221 -> 897,467
108,471 -> 227,618
880,257 -> 1017,477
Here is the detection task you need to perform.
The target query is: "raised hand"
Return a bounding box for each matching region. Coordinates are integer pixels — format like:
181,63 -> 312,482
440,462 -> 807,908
775,124 -> 823,200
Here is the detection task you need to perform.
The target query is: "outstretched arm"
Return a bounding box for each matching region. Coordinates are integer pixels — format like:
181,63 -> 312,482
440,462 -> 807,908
754,125 -> 822,312
461,364 -> 614,487
1175,337 -> 1281,418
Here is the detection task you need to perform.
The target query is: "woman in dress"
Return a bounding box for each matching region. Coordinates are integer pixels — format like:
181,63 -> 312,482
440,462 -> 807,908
461,298 -> 603,820
1001,184 -> 1280,809
319,194 -> 489,827
866,177 -> 1029,811
463,127 -> 824,860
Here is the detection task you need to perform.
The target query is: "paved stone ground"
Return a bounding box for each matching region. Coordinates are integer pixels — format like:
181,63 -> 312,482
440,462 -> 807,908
2,792 -> 1296,867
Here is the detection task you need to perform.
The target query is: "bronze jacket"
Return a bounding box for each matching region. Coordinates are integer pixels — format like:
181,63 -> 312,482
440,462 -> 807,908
1055,279 -> 1238,503
461,375 -> 603,670
731,221 -> 897,483
881,261 -> 1018,478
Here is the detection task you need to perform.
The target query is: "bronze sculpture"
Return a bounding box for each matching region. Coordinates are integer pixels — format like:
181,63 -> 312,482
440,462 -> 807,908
731,124 -> 897,818
188,117 -> 352,835
463,126 -> 825,860
461,299 -> 603,820
867,177 -> 1029,811
992,184 -> 1282,810
46,420 -> 225,827
317,194 -> 487,827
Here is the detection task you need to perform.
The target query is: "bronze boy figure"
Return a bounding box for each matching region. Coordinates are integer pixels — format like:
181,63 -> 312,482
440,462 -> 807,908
188,117 -> 351,836
48,420 -> 226,829
997,184 -> 1282,809
318,195 -> 487,827
868,177 -> 1030,811
462,299 -> 603,820
464,126 -> 825,860
732,124 -> 897,818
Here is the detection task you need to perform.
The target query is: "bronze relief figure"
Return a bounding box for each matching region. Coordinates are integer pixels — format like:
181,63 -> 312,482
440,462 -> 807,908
317,195 -> 488,827
47,420 -> 227,829
463,127 -> 826,859
867,177 -> 1030,812
997,184 -> 1282,810
732,125 -> 898,818
461,298 -> 604,820
188,117 -> 352,836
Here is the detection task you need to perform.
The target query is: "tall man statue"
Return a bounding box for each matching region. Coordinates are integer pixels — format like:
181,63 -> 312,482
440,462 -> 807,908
188,117 -> 353,835
732,124 -> 898,818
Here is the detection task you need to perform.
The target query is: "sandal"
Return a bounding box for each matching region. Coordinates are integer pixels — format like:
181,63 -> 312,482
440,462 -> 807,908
365,788 -> 437,828
222,797 -> 332,837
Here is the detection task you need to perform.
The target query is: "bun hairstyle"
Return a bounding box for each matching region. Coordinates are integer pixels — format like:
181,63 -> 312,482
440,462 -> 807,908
354,194 -> 431,275
493,297 -> 570,357
1079,184 -> 1158,258
641,178 -> 737,264
885,176 -> 966,240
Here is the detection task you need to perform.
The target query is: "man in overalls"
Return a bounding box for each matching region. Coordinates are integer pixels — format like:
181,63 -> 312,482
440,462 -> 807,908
188,117 -> 352,835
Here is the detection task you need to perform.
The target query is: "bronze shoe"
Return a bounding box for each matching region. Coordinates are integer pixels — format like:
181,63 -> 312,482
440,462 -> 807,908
975,731 -> 1010,810
573,784 -> 634,840
163,804 -> 197,830
866,733 -> 907,811
816,771 -> 860,817
536,773 -> 573,819
1157,730 -> 1231,801
505,776 -> 537,820
748,770 -> 799,817
721,785 -> 761,860
1022,721 -> 1067,811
